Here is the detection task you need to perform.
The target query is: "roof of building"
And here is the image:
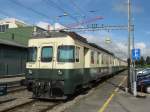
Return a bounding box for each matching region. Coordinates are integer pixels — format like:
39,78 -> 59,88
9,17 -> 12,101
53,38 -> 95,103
0,18 -> 27,26
0,38 -> 27,48
0,26 -> 33,46
0,26 -> 46,47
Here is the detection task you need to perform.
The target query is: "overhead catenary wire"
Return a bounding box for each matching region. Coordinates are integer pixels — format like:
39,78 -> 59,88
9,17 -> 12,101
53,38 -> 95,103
58,0 -> 84,20
43,0 -> 79,23
8,0 -> 50,19
61,24 -> 130,32
70,0 -> 88,18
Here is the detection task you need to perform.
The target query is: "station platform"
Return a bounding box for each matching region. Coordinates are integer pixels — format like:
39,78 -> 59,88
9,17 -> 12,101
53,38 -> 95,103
63,71 -> 150,112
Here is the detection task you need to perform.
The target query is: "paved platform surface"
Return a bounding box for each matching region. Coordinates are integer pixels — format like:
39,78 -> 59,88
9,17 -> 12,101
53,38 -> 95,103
0,76 -> 25,83
64,71 -> 150,112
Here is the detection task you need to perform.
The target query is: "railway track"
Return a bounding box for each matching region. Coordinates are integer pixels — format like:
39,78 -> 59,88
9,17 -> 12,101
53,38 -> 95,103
0,99 -> 36,112
0,99 -> 61,112
0,98 -> 17,105
7,85 -> 26,93
0,74 -> 25,79
0,80 -> 27,94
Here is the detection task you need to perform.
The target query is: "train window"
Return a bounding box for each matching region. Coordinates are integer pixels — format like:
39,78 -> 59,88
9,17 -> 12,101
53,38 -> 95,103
75,47 -> 80,62
27,47 -> 37,62
97,52 -> 99,64
91,51 -> 94,64
41,46 -> 53,62
101,54 -> 104,64
57,45 -> 75,62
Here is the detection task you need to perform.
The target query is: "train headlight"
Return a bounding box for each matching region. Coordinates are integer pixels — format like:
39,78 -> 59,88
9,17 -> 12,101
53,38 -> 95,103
58,70 -> 63,75
28,69 -> 32,74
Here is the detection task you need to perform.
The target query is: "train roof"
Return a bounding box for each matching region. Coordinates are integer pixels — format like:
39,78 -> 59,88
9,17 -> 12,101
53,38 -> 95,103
88,43 -> 114,55
61,31 -> 114,55
32,31 -> 114,56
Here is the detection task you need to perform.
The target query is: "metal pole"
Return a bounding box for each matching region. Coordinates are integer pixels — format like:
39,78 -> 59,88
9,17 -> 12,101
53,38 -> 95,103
128,0 -> 131,92
132,25 -> 134,49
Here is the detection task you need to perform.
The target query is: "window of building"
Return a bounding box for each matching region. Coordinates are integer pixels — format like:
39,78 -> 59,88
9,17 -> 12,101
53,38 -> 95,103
57,45 -> 75,62
91,51 -> 94,64
75,47 -> 80,62
0,24 -> 9,32
41,46 -> 53,62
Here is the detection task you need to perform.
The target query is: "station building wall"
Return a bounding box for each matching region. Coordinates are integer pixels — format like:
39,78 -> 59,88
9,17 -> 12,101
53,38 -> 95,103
0,44 -> 27,76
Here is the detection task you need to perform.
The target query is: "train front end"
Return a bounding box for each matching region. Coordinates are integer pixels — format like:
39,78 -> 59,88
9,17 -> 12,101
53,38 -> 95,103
25,36 -> 76,100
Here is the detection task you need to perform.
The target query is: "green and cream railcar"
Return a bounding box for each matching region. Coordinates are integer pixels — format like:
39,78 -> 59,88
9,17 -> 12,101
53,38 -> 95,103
26,31 -> 126,99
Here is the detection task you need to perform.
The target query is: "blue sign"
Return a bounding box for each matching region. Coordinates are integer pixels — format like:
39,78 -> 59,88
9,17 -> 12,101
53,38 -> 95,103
132,49 -> 141,61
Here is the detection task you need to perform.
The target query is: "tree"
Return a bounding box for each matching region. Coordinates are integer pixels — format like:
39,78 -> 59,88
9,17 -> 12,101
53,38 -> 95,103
146,56 -> 150,65
135,60 -> 139,65
139,56 -> 145,66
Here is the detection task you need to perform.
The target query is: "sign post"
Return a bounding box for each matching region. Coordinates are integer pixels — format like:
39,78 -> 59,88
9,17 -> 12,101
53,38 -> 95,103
132,48 -> 141,96
132,49 -> 140,62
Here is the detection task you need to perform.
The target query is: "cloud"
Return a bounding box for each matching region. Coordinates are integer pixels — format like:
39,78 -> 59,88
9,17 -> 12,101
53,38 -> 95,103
113,2 -> 144,14
135,42 -> 150,58
135,42 -> 146,49
36,21 -> 50,30
36,21 -> 67,30
54,23 -> 66,30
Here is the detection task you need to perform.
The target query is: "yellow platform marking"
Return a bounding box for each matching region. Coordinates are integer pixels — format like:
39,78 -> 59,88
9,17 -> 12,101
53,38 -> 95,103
98,76 -> 127,112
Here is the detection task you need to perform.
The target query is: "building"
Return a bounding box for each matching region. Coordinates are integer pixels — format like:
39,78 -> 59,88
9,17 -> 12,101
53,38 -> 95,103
0,18 -> 45,76
0,18 -> 27,32
0,39 -> 27,76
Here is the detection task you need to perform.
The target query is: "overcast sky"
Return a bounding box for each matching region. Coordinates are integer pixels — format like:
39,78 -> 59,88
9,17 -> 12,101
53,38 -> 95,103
0,0 -> 149,59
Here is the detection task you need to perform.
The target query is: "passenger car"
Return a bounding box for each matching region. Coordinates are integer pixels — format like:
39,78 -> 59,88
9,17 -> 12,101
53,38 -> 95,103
25,31 -> 127,99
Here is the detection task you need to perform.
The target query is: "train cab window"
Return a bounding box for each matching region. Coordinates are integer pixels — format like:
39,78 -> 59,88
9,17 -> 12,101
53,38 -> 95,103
27,47 -> 37,62
75,47 -> 80,62
57,45 -> 75,62
41,46 -> 53,62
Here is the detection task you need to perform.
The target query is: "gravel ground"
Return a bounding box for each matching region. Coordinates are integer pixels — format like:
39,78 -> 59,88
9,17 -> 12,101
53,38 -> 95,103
7,100 -> 57,112
0,90 -> 32,111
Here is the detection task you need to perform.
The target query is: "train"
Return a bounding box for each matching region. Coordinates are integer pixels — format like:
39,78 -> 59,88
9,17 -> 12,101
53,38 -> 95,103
25,31 -> 127,99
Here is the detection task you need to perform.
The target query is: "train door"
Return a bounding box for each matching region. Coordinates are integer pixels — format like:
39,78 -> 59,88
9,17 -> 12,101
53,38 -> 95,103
38,43 -> 55,69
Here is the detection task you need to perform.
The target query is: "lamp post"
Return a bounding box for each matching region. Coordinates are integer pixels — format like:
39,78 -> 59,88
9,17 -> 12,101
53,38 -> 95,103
54,12 -> 68,31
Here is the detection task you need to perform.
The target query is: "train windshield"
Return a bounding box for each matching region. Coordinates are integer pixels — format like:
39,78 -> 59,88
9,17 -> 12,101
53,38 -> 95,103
27,47 -> 37,62
41,46 -> 53,62
57,45 -> 75,62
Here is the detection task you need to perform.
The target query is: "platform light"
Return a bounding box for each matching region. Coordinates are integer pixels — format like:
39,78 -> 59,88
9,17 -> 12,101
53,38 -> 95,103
105,37 -> 112,44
